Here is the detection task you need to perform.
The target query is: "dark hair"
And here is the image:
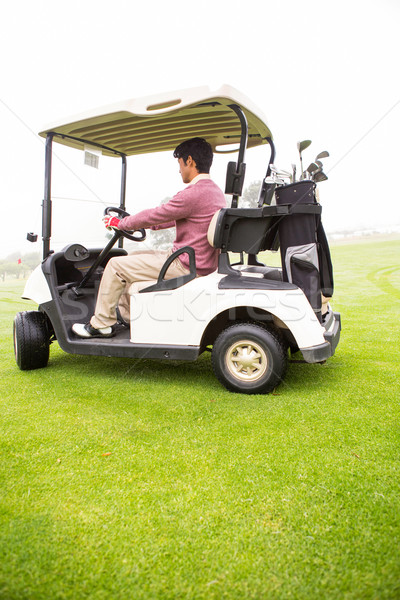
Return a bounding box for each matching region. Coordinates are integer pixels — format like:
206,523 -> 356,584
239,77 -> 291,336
173,137 -> 213,173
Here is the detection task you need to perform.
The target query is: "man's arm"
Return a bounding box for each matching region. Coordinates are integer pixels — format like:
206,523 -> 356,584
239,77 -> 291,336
118,188 -> 193,231
150,221 -> 176,231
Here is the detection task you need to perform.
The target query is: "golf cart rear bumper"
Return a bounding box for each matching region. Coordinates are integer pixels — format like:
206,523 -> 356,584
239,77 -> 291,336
300,311 -> 341,363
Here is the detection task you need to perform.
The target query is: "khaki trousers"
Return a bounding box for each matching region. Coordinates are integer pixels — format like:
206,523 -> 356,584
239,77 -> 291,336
90,249 -> 189,328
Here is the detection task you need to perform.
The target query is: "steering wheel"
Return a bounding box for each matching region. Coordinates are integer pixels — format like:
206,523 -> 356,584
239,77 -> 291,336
104,207 -> 146,242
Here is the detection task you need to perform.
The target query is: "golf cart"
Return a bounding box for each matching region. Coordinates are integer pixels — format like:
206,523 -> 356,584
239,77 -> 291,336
14,85 -> 340,394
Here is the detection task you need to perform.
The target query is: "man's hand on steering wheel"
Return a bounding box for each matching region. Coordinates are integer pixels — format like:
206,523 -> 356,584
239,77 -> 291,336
103,207 -> 146,242
103,215 -> 121,230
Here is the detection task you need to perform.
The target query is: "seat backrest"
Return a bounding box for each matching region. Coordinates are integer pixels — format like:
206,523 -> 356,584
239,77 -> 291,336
207,207 -> 281,276
208,208 -> 279,254
207,210 -> 221,248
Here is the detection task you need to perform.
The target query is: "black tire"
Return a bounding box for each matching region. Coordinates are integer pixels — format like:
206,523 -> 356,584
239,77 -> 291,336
13,311 -> 50,371
211,322 -> 287,394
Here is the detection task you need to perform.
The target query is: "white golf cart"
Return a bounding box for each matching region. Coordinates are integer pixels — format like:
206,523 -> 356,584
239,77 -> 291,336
14,85 -> 340,394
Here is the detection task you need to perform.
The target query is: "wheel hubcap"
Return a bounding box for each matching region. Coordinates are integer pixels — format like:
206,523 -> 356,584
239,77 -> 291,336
225,339 -> 268,382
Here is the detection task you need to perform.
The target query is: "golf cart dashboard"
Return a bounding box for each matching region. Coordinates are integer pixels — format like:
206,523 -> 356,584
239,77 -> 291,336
42,246 -> 127,288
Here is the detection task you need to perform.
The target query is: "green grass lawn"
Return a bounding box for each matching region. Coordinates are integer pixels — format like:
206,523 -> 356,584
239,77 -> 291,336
0,238 -> 399,599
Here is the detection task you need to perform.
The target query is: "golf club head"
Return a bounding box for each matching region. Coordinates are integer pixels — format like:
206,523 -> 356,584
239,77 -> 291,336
297,140 -> 312,153
315,160 -> 323,168
269,177 -> 286,185
311,167 -> 322,180
270,165 -> 291,181
278,169 -> 292,178
306,162 -> 319,174
314,171 -> 328,182
315,150 -> 329,160
266,167 -> 287,185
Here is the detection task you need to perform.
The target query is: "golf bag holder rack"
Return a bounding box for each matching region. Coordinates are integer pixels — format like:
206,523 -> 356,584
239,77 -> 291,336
212,180 -> 334,321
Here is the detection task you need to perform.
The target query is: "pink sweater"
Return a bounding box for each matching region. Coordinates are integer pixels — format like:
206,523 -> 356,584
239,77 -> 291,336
119,179 -> 226,275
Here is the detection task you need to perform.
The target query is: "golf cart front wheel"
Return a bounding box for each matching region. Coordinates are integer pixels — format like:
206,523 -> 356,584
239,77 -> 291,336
212,323 -> 287,394
14,311 -> 50,371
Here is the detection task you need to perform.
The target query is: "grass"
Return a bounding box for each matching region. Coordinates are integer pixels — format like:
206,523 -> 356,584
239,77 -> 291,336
0,237 -> 399,599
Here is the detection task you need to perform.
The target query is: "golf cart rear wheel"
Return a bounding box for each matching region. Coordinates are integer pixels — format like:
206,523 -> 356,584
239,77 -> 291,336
212,323 -> 287,394
13,311 -> 50,371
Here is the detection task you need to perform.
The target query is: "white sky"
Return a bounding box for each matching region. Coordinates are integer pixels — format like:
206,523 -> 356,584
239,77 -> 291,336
1,0 -> 399,258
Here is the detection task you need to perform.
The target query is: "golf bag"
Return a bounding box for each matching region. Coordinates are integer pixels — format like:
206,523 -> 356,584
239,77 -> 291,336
275,181 -> 334,321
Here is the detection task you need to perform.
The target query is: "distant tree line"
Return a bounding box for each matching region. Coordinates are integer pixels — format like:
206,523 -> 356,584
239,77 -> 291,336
0,251 -> 41,281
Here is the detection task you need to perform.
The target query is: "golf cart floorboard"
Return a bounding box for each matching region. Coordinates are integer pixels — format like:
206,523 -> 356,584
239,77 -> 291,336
60,328 -> 201,360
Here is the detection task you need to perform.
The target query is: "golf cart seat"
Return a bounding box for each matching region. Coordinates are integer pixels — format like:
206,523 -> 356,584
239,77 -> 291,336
130,204 -> 281,296
207,206 -> 283,280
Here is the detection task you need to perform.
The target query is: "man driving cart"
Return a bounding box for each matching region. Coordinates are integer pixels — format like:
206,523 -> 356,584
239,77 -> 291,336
72,137 -> 226,338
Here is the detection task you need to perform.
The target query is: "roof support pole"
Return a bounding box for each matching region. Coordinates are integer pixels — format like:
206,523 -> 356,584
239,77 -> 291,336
228,104 -> 248,208
42,133 -> 54,259
119,154 -> 127,249
257,137 -> 277,207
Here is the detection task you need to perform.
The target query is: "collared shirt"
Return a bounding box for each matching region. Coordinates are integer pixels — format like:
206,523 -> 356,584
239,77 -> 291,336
188,173 -> 211,186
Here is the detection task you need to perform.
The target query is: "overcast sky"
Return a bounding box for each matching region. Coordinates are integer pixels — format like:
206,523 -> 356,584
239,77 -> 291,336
1,0 -> 399,258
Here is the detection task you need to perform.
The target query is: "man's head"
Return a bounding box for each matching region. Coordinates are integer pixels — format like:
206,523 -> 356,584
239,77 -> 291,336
173,137 -> 213,183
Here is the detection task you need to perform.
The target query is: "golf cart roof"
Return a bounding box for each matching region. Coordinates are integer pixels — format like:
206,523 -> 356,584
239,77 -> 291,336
39,85 -> 272,157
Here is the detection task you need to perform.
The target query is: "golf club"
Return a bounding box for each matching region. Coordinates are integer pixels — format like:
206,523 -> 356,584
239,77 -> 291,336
297,140 -> 312,180
306,162 -> 319,175
315,150 -> 329,161
265,175 -> 286,186
314,170 -> 328,182
278,169 -> 293,181
270,165 -> 292,183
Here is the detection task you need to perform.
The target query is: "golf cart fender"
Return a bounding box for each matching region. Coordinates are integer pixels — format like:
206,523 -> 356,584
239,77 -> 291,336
205,285 -> 327,349
130,273 -> 326,348
22,263 -> 52,305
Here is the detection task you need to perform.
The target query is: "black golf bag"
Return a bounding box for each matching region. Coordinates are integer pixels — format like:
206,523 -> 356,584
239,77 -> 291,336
275,181 -> 334,321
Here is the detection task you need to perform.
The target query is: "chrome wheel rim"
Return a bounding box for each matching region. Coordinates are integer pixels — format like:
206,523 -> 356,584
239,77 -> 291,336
225,339 -> 268,382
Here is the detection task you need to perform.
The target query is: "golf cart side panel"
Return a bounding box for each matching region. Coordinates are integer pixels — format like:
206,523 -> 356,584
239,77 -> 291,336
30,245 -> 199,361
129,274 -> 327,349
39,297 -> 201,361
22,264 -> 52,304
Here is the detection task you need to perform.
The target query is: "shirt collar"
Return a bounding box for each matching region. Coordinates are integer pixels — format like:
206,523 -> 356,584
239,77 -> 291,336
188,173 -> 211,186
